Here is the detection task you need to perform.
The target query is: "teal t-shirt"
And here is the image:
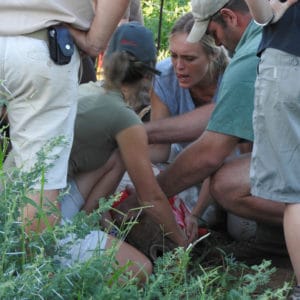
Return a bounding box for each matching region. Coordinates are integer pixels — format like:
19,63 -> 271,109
207,21 -> 262,142
68,81 -> 142,176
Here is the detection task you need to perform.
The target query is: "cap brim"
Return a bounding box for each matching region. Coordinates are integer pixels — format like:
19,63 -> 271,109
187,19 -> 209,43
141,63 -> 161,76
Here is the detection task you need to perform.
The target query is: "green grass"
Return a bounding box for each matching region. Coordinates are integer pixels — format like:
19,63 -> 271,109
0,136 -> 293,299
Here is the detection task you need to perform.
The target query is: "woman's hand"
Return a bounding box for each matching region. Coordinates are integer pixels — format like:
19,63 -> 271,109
185,213 -> 199,244
100,211 -> 113,231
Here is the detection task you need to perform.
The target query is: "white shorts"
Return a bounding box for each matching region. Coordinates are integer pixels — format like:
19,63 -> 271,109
60,179 -> 85,222
58,181 -> 108,266
56,230 -> 108,267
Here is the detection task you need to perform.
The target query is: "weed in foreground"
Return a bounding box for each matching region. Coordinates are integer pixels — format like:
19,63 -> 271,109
0,135 -> 292,299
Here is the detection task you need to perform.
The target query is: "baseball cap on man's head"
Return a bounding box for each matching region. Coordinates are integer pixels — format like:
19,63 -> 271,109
105,21 -> 161,75
187,0 -> 230,43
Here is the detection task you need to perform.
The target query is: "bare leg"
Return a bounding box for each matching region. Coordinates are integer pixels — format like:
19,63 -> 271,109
25,190 -> 60,233
76,150 -> 125,213
284,203 -> 300,285
105,235 -> 152,283
210,153 -> 284,224
58,230 -> 152,284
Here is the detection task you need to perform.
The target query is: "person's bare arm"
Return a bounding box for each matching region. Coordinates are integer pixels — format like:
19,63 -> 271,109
77,150 -> 125,214
146,91 -> 215,144
147,90 -> 172,163
156,131 -> 239,198
67,0 -> 130,57
244,0 -> 298,25
185,177 -> 213,243
190,178 -> 213,218
116,125 -> 187,246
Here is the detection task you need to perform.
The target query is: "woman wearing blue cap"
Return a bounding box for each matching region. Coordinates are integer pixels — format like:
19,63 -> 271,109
58,22 -> 187,279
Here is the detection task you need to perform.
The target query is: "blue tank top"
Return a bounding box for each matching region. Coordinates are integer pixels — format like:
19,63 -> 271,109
154,57 -> 220,116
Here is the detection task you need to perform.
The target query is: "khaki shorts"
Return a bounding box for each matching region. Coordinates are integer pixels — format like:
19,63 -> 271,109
251,48 -> 300,203
0,35 -> 80,190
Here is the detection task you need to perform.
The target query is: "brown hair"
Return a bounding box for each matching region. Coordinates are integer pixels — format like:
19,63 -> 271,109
102,51 -> 153,112
211,0 -> 249,25
103,52 -> 154,88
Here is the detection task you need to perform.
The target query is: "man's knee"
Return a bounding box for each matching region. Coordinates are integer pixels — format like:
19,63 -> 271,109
210,170 -> 233,209
210,154 -> 251,210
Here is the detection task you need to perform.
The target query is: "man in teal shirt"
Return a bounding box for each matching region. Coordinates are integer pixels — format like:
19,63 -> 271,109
155,0 -> 285,244
207,19 -> 259,142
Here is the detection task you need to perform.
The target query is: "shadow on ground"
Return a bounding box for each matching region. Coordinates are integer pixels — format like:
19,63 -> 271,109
190,229 -> 295,292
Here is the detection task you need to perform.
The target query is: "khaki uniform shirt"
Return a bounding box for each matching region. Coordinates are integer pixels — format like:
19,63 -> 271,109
0,0 -> 94,35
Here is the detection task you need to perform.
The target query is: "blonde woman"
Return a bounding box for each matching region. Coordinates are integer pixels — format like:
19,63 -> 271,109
147,12 -> 229,163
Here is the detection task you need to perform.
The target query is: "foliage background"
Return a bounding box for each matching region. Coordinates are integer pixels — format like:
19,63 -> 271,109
142,0 -> 191,59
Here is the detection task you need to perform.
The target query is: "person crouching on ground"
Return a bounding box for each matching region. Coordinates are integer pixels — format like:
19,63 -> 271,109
60,22 -> 187,273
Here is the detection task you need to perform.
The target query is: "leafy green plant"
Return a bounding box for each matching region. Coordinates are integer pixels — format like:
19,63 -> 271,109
0,134 -> 293,299
0,137 -> 142,299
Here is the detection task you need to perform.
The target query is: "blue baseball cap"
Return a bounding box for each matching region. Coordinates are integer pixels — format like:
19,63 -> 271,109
105,21 -> 161,75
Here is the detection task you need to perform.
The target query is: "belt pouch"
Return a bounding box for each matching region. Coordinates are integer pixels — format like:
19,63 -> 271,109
48,25 -> 74,65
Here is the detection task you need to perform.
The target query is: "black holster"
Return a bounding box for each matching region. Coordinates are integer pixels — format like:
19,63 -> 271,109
48,25 -> 74,65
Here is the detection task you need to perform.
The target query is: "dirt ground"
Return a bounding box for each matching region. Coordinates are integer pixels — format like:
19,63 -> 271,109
190,229 -> 295,292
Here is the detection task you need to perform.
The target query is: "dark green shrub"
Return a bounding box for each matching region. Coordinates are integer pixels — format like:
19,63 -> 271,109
142,0 -> 190,59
